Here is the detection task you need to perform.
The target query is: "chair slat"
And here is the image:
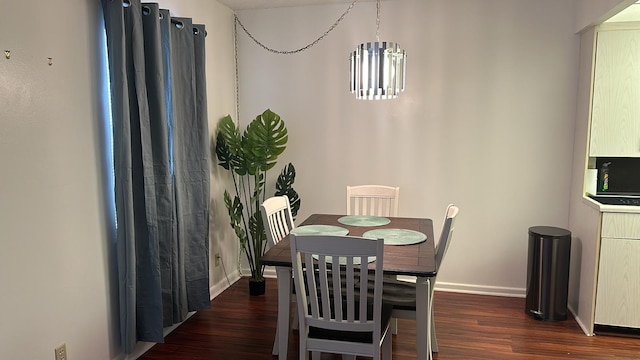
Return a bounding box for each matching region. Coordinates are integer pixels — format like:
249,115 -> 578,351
332,259 -> 343,321
318,256 -> 331,320
305,252 -> 320,319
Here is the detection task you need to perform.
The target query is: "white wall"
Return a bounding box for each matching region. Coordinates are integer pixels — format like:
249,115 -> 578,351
0,0 -> 236,359
0,1 -> 111,359
235,0 -> 580,295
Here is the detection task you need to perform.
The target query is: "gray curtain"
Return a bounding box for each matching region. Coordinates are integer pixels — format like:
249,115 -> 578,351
101,0 -> 210,353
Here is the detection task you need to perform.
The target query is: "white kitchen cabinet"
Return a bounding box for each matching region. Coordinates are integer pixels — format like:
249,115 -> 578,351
594,212 -> 640,327
590,27 -> 640,157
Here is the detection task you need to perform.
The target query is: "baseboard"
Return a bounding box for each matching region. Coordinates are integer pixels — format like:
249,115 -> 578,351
435,281 -> 525,297
393,275 -> 526,298
210,270 -> 241,299
263,267 -> 277,278
233,265 -> 279,280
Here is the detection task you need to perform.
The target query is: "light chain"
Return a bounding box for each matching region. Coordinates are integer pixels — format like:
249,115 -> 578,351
234,0 -> 359,55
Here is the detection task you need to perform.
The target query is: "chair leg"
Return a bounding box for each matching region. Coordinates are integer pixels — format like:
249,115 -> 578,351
415,277 -> 430,360
276,268 -> 292,359
426,279 -> 435,360
430,304 -> 438,353
291,302 -> 299,330
289,274 -> 299,330
390,317 -> 398,335
272,322 -> 280,355
382,332 -> 392,359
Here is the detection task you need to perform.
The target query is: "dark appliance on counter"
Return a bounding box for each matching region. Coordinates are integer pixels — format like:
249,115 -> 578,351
596,157 -> 640,195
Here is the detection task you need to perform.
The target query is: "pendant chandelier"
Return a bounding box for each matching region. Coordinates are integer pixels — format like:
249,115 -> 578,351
350,0 -> 406,100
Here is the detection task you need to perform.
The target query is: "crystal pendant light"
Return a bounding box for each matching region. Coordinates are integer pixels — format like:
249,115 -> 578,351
350,0 -> 406,100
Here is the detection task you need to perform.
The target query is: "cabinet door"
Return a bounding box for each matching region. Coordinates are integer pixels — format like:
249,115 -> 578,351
590,29 -> 640,157
601,212 -> 640,238
595,237 -> 640,327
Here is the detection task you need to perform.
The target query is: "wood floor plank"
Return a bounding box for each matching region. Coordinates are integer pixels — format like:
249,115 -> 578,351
138,277 -> 640,359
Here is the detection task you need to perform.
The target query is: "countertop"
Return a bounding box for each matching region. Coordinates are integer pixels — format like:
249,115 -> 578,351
583,196 -> 640,214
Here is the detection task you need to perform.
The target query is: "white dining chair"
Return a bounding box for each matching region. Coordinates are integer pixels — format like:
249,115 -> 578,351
347,184 -> 400,333
346,185 -> 400,217
290,233 -> 392,360
262,195 -> 295,249
380,204 -> 459,358
260,195 -> 296,356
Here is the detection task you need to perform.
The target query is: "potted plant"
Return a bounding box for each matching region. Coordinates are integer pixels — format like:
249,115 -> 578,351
215,109 -> 300,295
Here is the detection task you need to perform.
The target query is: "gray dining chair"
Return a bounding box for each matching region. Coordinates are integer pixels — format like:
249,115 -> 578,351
346,185 -> 400,217
380,204 -> 459,356
290,233 -> 392,360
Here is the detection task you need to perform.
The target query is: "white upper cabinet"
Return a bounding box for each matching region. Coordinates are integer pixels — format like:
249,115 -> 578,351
590,27 -> 640,157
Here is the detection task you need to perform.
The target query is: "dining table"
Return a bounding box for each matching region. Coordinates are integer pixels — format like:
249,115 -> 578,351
260,213 -> 437,360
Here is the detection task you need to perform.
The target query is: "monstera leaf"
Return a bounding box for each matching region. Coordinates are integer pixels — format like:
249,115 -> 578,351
248,210 -> 265,247
246,109 -> 288,173
275,163 -> 300,219
215,133 -> 233,171
216,115 -> 249,176
224,191 -> 247,247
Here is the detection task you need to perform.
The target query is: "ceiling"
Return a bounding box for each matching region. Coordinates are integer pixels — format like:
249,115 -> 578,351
216,0 -> 375,10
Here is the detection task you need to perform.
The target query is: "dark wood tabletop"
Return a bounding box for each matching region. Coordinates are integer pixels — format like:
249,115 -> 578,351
261,213 -> 436,277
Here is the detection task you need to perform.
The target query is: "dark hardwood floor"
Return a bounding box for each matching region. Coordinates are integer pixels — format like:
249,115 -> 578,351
139,277 -> 640,359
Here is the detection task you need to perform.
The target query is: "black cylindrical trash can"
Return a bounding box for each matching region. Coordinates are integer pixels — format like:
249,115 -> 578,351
525,226 -> 571,321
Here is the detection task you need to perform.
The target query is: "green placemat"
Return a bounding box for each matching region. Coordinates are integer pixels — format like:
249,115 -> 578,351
362,228 -> 427,245
290,225 -> 349,236
337,215 -> 391,227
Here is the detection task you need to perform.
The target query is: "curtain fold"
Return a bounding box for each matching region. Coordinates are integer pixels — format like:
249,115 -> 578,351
101,0 -> 210,353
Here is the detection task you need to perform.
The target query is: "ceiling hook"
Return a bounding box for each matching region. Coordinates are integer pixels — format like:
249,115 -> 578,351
4,50 -> 10,59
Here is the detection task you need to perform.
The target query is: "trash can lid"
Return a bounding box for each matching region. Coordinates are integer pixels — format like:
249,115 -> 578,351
529,226 -> 571,238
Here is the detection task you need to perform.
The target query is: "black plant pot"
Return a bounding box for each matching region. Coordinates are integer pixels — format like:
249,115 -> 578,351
249,278 -> 266,296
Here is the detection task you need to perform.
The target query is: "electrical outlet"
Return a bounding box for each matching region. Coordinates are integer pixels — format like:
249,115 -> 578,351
54,343 -> 67,360
215,253 -> 221,267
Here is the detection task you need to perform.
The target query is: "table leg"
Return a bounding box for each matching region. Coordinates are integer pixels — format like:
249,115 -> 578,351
274,267 -> 292,359
416,276 -> 432,360
431,302 -> 438,353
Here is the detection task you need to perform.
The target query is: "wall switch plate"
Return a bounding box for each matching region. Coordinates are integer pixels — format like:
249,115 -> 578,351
54,343 -> 67,360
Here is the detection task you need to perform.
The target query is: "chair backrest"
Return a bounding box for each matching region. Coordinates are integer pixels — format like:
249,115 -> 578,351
290,234 -> 385,342
435,204 -> 459,271
346,185 -> 400,217
260,195 -> 295,248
